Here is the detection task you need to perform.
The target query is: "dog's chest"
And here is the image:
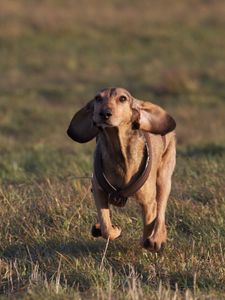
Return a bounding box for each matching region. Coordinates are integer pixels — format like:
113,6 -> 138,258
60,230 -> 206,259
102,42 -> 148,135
101,138 -> 146,189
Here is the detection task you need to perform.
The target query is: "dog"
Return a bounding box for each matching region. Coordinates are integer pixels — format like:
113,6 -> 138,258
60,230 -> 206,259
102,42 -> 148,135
67,87 -> 176,252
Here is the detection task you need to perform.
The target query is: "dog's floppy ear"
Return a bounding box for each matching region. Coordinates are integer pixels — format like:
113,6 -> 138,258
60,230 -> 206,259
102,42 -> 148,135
67,100 -> 99,143
132,99 -> 176,135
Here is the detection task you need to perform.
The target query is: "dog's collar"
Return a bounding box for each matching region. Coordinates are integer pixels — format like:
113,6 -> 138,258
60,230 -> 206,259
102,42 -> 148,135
94,131 -> 152,207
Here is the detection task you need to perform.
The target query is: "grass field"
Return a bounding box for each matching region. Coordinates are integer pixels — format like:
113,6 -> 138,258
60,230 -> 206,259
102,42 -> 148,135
0,0 -> 225,299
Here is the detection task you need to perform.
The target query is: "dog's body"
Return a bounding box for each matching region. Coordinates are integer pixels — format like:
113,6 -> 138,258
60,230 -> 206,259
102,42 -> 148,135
67,88 -> 176,251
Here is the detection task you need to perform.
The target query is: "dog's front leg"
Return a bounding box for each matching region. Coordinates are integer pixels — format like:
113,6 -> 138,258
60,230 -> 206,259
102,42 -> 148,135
136,186 -> 159,250
91,176 -> 121,240
139,141 -> 176,252
138,180 -> 170,252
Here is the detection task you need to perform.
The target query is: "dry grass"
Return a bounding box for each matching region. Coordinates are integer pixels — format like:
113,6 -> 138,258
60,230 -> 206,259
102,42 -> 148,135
0,0 -> 224,299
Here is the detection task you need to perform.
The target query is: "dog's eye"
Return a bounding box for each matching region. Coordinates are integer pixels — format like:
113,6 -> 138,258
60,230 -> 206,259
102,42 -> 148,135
119,95 -> 127,102
95,95 -> 103,102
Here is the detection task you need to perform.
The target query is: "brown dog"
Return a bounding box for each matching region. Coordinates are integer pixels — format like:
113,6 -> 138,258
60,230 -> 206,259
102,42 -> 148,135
67,88 -> 176,251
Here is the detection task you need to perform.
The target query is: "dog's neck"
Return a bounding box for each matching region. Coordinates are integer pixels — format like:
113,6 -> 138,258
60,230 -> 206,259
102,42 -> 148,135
97,125 -> 146,187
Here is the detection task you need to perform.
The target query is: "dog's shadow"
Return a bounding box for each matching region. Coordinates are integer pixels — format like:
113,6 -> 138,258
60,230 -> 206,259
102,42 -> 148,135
0,239 -> 109,292
1,238 -> 109,261
1,240 -> 205,293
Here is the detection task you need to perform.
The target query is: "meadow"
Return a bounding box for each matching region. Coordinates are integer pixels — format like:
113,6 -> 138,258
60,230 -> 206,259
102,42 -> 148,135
0,0 -> 224,299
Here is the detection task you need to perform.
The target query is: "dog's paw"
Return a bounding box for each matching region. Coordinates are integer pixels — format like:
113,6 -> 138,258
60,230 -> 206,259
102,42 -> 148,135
102,225 -> 122,240
107,225 -> 122,240
141,229 -> 167,252
91,224 -> 121,240
141,222 -> 167,252
141,237 -> 166,252
91,223 -> 102,238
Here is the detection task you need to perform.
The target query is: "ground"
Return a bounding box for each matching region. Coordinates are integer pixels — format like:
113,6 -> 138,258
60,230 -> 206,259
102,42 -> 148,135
0,0 -> 224,299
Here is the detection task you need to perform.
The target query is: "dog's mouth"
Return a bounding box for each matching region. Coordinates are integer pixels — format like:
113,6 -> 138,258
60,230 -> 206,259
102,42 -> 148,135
93,120 -> 114,128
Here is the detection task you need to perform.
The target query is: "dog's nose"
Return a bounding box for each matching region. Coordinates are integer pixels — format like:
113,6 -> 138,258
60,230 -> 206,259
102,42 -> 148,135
99,108 -> 112,120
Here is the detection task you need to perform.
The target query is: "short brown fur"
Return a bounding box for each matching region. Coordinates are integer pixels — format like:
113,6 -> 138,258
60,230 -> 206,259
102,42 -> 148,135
67,88 -> 176,252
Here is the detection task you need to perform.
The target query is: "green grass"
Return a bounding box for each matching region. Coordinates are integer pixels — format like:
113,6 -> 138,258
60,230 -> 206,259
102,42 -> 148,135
0,0 -> 225,298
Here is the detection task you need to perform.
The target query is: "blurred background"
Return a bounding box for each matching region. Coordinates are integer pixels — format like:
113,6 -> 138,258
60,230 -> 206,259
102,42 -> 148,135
0,1 -> 224,165
0,0 -> 224,298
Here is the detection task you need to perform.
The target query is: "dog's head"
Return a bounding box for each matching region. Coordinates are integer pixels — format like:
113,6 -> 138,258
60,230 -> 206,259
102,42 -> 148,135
67,87 -> 176,143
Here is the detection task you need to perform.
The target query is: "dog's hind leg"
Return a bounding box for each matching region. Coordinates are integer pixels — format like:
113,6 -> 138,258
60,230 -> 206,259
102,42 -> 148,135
91,176 -> 121,240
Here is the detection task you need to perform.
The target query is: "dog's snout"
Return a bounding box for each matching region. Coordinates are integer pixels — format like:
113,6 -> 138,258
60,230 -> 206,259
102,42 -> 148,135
99,108 -> 112,120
